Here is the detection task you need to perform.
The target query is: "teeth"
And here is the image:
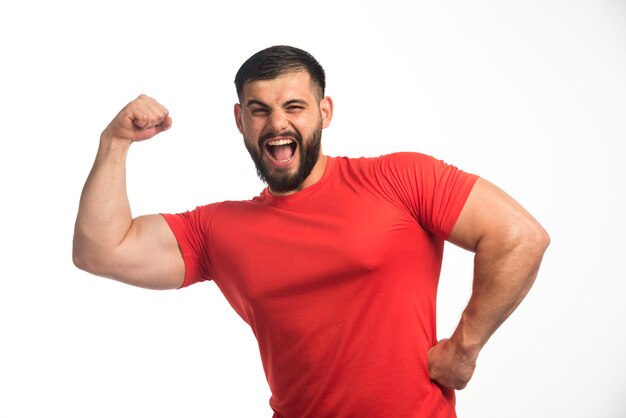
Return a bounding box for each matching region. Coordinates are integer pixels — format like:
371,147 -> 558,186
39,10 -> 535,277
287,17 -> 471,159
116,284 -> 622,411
267,138 -> 294,146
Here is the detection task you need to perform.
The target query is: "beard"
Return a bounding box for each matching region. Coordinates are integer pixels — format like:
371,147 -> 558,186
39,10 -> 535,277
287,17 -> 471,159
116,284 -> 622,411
244,125 -> 322,193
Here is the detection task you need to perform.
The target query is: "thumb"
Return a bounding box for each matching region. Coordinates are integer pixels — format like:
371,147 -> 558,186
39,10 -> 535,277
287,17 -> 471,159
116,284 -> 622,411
133,115 -> 173,142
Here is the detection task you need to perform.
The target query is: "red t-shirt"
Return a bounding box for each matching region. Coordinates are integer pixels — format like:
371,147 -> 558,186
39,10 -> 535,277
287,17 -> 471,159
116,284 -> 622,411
162,153 -> 478,418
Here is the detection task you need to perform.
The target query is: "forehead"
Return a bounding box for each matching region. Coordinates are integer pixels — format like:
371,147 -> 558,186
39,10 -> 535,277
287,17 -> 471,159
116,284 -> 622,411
242,71 -> 317,103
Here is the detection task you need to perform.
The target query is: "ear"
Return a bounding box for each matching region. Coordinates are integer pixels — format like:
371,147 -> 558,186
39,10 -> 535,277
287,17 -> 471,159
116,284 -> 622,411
320,96 -> 334,129
234,103 -> 244,134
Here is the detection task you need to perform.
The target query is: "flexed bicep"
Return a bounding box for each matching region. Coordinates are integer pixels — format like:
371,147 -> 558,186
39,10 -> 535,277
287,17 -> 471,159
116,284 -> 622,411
110,214 -> 185,290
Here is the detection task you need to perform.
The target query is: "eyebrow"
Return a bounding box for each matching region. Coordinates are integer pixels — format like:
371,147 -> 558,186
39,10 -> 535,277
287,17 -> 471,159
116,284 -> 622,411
245,99 -> 309,108
284,99 -> 308,107
246,99 -> 268,108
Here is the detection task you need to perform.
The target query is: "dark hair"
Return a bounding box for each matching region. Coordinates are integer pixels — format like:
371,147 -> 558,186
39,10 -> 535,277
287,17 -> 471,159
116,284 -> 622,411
234,45 -> 326,100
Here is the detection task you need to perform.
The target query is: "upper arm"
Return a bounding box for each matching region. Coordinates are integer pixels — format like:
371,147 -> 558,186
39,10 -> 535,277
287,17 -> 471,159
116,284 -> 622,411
447,178 -> 550,253
108,214 -> 185,290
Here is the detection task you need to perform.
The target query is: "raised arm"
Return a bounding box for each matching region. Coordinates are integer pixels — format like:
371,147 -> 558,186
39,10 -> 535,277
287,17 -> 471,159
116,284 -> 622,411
428,178 -> 550,389
72,95 -> 185,290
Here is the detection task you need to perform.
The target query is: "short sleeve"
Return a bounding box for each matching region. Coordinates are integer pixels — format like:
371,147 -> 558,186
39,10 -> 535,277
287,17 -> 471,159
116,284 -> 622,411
375,152 -> 479,239
161,204 -> 219,288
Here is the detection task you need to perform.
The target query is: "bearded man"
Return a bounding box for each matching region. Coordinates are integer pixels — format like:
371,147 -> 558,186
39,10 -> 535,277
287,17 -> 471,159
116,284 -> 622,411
73,45 -> 549,418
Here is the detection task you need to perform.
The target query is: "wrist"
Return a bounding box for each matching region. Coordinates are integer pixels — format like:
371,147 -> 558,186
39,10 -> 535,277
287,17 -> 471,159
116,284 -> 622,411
449,314 -> 485,362
97,131 -> 132,163
101,127 -> 133,145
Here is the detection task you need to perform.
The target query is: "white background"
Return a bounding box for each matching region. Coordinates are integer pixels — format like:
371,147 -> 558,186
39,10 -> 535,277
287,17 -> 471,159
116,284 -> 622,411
1,1 -> 625,417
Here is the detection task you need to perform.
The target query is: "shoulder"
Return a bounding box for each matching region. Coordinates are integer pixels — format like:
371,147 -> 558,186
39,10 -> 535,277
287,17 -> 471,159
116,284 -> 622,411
334,152 -> 435,168
336,152 -> 443,180
166,199 -> 257,223
377,152 -> 441,168
338,152 -> 439,167
194,199 -> 263,217
329,153 -> 444,201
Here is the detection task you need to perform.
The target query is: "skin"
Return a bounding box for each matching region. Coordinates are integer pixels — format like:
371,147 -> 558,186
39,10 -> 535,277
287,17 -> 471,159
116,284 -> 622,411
234,71 -> 333,195
73,72 -> 549,391
430,179 -> 549,389
73,95 -> 185,290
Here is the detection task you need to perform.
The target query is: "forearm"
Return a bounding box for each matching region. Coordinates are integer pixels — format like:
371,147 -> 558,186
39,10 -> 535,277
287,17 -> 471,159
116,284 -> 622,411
73,135 -> 133,271
428,178 -> 549,389
450,225 -> 549,357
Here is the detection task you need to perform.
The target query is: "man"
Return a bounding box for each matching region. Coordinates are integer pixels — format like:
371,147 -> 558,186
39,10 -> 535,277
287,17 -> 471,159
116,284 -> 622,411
73,45 -> 549,417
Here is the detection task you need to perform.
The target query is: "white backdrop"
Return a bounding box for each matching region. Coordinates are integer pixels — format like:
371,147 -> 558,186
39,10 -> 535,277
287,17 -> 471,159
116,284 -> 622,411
1,1 -> 625,417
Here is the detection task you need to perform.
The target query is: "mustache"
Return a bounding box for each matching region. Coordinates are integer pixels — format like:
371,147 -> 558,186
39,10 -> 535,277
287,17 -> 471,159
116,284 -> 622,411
259,130 -> 302,147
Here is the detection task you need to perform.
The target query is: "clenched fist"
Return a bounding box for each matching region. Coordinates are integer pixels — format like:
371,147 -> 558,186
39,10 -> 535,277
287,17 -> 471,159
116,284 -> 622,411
428,338 -> 478,390
102,94 -> 172,145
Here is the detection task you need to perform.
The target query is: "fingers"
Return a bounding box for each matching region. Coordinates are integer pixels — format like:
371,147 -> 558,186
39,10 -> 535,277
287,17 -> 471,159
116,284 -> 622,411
427,339 -> 475,390
105,94 -> 172,143
127,94 -> 171,141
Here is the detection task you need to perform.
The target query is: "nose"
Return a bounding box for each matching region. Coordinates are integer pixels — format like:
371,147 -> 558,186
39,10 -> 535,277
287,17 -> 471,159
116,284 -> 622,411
267,109 -> 290,134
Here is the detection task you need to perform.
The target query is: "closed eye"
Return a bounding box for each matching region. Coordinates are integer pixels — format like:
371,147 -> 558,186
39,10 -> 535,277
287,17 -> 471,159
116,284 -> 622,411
286,105 -> 305,112
284,99 -> 307,112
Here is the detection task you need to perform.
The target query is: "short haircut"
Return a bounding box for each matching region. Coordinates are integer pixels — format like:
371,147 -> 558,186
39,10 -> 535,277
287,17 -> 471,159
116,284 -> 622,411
234,45 -> 326,100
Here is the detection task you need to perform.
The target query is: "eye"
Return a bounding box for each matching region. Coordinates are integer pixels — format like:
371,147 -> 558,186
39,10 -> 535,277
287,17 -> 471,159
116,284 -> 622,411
287,105 -> 304,112
252,108 -> 269,115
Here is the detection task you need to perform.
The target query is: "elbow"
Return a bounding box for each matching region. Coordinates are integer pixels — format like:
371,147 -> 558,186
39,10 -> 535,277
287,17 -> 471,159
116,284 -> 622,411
518,222 -> 549,292
528,220 -> 550,256
72,240 -> 106,276
72,230 -> 91,273
72,228 -> 115,276
493,214 -> 549,260
72,243 -> 92,273
72,252 -> 89,273
539,227 -> 550,253
513,217 -> 550,261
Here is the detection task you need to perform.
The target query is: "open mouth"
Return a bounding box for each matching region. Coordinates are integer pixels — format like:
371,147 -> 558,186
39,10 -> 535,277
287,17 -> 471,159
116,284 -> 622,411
265,138 -> 298,165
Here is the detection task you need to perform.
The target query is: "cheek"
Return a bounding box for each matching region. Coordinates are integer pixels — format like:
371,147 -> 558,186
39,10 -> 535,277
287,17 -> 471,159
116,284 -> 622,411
242,118 -> 264,139
298,115 -> 322,136
293,113 -> 318,131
